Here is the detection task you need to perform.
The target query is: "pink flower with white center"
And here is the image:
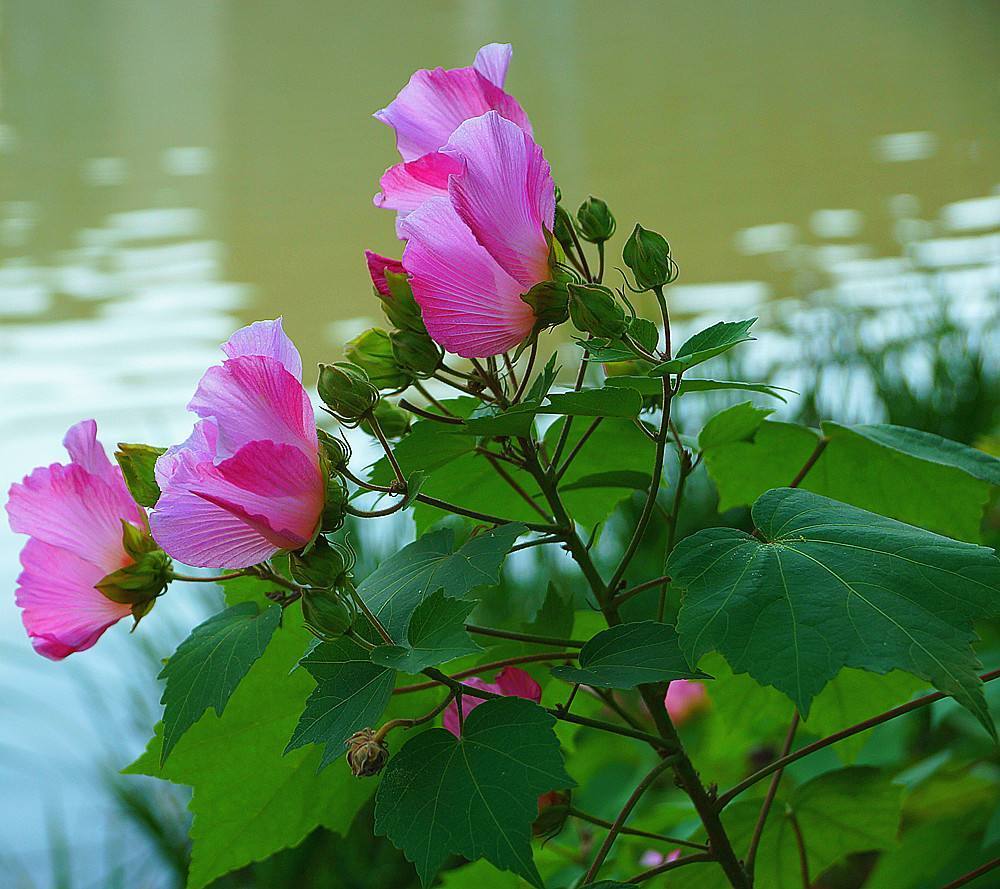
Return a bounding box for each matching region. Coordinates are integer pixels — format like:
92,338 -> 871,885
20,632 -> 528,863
6,421 -> 147,659
443,666 -> 542,737
664,679 -> 710,725
150,318 -> 324,569
373,43 -> 532,236
400,111 -> 555,358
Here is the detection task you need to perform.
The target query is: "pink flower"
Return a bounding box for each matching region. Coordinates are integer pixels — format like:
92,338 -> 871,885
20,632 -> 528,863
365,250 -> 406,298
443,666 -> 542,737
640,849 -> 682,868
664,679 -> 710,725
401,111 -> 555,358
6,421 -> 146,659
373,43 -> 532,236
150,318 -> 324,569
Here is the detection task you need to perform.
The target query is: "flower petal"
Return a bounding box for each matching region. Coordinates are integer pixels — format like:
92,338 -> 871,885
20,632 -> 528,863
222,317 -> 303,381
401,197 -> 535,358
442,676 -> 497,737
7,462 -> 141,568
444,111 -> 554,289
375,65 -> 531,163
155,419 -> 219,490
151,440 -> 322,568
473,43 -> 513,88
16,538 -> 132,660
188,355 -> 317,461
373,152 -> 463,236
62,420 -> 118,485
364,250 -> 406,298
441,667 -> 541,737
494,666 -> 542,702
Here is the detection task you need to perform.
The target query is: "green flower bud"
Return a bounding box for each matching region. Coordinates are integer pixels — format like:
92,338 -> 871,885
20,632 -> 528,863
390,329 -> 442,378
553,204 -> 576,255
289,537 -> 353,588
533,790 -> 571,839
97,522 -> 171,607
575,196 -> 616,244
623,224 -> 675,291
521,280 -> 569,332
322,472 -> 350,533
344,328 -> 412,391
567,282 -> 628,338
300,586 -> 356,641
360,399 -> 411,439
381,270 -> 426,334
317,362 -> 379,422
317,428 -> 351,472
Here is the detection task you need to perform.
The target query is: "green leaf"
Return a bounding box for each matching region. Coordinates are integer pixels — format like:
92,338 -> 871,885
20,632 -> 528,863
285,635 -> 395,768
360,523 -> 525,643
544,387 -> 642,418
704,420 -> 998,542
158,601 -> 282,764
606,375 -> 792,401
374,697 -> 575,887
126,598 -> 372,889
371,590 -> 480,673
463,401 -> 542,438
697,401 -> 774,450
114,442 -> 166,507
560,470 -> 651,493
673,768 -> 902,889
650,319 -> 756,375
671,487 -> 1000,733
525,352 -> 560,402
552,621 -> 706,689
578,337 -> 641,363
629,317 -> 659,353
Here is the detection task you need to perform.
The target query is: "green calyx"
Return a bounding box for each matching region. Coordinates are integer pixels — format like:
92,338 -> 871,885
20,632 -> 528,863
360,399 -> 411,439
575,195 -> 616,243
321,472 -> 350,533
623,223 -> 676,291
390,329 -> 442,378
344,327 -> 412,391
317,362 -> 380,423
97,521 -> 171,612
522,280 -> 569,335
380,269 -> 426,334
567,282 -> 628,339
300,586 -> 358,642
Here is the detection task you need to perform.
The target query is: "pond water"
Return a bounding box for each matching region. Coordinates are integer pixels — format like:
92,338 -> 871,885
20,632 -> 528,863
1,1 -> 998,885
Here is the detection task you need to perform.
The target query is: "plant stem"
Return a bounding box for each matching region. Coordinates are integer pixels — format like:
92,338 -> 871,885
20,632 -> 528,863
596,241 -> 605,283
414,492 -> 557,533
788,811 -> 811,889
464,625 -> 586,647
368,412 -> 405,485
628,852 -> 715,883
554,417 -> 603,481
398,398 -> 464,425
510,534 -> 563,552
611,574 -> 672,608
567,217 -> 594,281
169,570 -> 248,583
502,352 -> 519,391
393,651 -> 580,694
374,692 -> 455,742
550,349 -> 591,468
582,755 -> 680,883
940,856 -> 1000,888
718,667 -> 1000,808
412,380 -> 455,416
745,712 -> 799,875
346,500 -> 408,519
567,807 -> 708,851
513,339 -> 539,403
479,453 -> 553,521
789,437 -> 829,488
347,585 -> 394,646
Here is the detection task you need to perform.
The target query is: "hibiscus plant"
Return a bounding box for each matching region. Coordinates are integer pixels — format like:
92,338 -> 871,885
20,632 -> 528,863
7,42 -> 1000,889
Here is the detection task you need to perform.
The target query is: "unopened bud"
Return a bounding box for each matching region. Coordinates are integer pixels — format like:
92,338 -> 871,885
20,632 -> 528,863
317,362 -> 379,422
301,586 -> 356,641
346,728 -> 390,777
317,428 -> 351,472
321,473 -> 350,533
521,280 -> 569,332
289,537 -> 353,589
533,790 -> 571,838
97,522 -> 171,608
623,224 -> 675,291
575,196 -> 616,243
345,328 -> 412,391
360,399 -> 411,439
567,283 -> 628,338
390,329 -> 442,378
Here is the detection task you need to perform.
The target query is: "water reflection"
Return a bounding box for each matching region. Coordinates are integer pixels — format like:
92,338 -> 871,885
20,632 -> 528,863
1,0 -> 998,884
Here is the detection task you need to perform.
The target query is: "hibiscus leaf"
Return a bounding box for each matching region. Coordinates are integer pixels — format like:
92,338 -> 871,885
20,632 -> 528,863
114,442 -> 167,507
606,375 -> 792,401
285,635 -> 396,768
697,401 -> 774,450
371,590 -> 480,673
649,319 -> 756,375
374,697 -> 575,887
552,621 -> 706,689
543,387 -> 642,418
670,487 -> 1000,735
158,601 -> 282,764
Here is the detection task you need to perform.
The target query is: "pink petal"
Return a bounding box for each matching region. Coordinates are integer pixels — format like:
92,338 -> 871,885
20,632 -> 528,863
375,65 -> 532,163
7,462 -> 142,569
401,197 -> 535,358
473,43 -> 513,88
16,539 -> 132,660
222,318 -> 303,382
188,355 -> 318,461
62,420 -> 118,485
151,440 -> 323,568
155,419 -> 219,490
442,676 -> 498,737
495,666 -> 542,702
373,153 -> 464,236
664,679 -> 709,726
444,111 -> 554,289
364,250 -> 406,298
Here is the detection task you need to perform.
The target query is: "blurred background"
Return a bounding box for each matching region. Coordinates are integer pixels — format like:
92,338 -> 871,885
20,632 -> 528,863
1,1 -> 998,886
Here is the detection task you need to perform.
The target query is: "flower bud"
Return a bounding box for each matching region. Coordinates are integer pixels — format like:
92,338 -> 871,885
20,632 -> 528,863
317,362 -> 379,422
390,329 -> 442,378
521,280 -> 569,332
623,224 -> 675,291
346,728 -> 390,777
344,328 -> 412,391
360,399 -> 411,439
301,586 -> 357,641
553,203 -> 576,256
289,537 -> 353,588
382,269 -> 427,335
567,282 -> 628,338
317,428 -> 351,472
575,196 -> 616,243
533,790 -> 571,839
96,522 -> 171,609
321,472 -> 350,533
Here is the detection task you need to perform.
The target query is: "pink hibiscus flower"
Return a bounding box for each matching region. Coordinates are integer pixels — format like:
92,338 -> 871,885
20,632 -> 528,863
443,666 -> 542,737
374,43 -> 532,235
6,420 -> 148,659
150,318 -> 324,568
664,679 -> 710,725
400,111 -> 555,358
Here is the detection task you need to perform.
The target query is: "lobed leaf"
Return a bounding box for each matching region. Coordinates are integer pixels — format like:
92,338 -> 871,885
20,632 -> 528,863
649,318 -> 756,375
371,590 -> 480,673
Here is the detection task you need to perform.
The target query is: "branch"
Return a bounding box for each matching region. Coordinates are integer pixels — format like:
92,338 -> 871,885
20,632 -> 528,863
464,624 -> 586,647
789,437 -> 828,488
718,668 -> 1000,809
611,574 -> 671,608
788,810 -> 811,889
941,856 -> 1000,889
393,651 -> 578,694
745,712 -> 799,875
567,807 -> 708,851
627,852 -> 715,883
554,417 -> 603,481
